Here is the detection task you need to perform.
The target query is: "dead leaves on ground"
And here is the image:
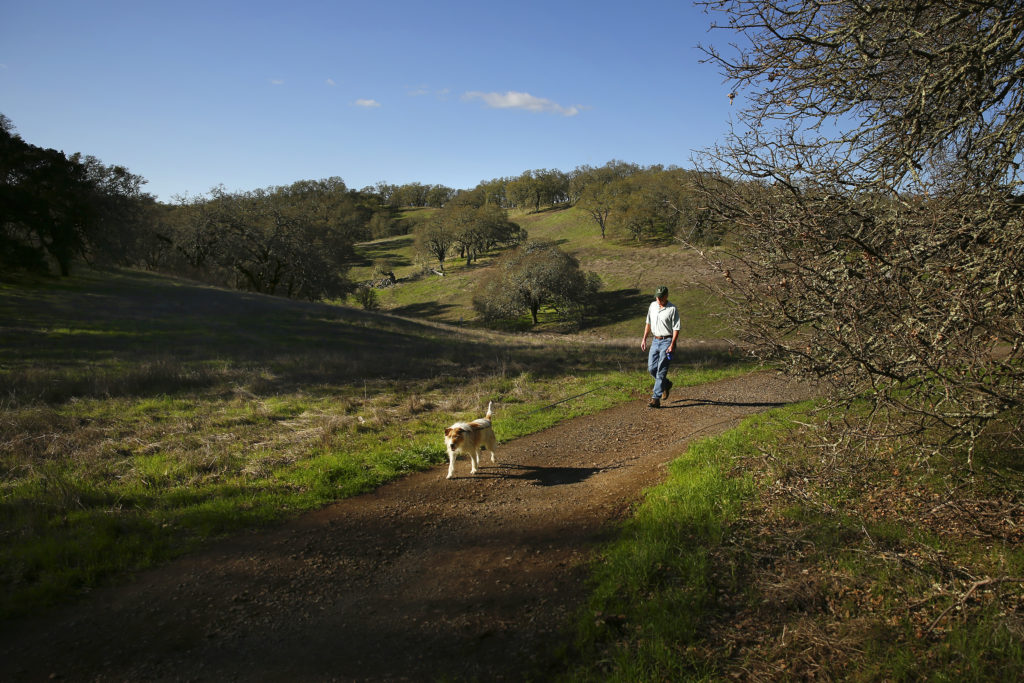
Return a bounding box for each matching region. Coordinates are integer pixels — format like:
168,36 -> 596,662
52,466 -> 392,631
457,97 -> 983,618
703,440 -> 1024,679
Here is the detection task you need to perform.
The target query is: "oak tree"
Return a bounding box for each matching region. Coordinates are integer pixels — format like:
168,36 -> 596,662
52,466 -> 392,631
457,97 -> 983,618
473,240 -> 600,326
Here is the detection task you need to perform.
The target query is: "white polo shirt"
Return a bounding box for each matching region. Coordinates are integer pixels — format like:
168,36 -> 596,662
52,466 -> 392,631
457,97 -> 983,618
647,300 -> 681,337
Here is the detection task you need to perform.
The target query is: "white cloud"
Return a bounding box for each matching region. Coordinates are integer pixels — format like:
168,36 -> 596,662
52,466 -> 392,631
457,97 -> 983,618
326,78 -> 336,86
462,90 -> 581,117
408,86 -> 450,100
270,79 -> 284,86
354,98 -> 381,108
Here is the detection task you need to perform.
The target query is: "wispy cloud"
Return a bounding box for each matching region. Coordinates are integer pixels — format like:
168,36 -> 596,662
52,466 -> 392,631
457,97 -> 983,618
270,79 -> 284,86
354,98 -> 381,108
408,86 -> 451,100
462,90 -> 581,117
326,78 -> 337,87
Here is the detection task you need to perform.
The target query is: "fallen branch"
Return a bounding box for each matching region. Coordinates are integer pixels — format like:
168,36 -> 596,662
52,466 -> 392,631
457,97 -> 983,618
924,576 -> 1024,635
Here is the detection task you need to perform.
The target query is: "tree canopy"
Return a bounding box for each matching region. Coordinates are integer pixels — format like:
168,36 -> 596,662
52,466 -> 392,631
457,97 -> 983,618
1,115 -> 150,275
163,179 -> 371,300
414,203 -> 525,272
472,240 -> 600,327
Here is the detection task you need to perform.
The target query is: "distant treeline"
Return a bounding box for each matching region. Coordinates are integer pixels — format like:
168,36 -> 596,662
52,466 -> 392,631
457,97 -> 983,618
368,161 -> 720,245
2,113 -> 724,301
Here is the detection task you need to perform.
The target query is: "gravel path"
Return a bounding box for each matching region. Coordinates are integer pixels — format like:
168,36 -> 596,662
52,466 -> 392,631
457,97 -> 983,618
0,371 -> 813,682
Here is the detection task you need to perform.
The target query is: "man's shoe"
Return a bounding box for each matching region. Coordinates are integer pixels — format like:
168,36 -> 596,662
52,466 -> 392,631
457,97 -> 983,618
661,378 -> 673,400
648,398 -> 661,408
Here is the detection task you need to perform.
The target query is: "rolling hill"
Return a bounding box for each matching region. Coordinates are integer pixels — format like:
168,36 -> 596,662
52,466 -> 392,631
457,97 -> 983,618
347,205 -> 734,341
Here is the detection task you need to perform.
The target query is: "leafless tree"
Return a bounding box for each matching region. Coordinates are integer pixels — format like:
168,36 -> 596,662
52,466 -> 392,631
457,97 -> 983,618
691,0 -> 1024,463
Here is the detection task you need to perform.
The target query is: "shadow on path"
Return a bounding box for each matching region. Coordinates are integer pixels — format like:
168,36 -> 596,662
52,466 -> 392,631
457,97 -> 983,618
473,463 -> 614,486
663,398 -> 794,410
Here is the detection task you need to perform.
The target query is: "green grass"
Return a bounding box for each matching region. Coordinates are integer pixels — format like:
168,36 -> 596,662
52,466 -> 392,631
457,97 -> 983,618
564,406 -> 803,681
348,206 -> 736,338
562,402 -> 1024,680
0,267 -> 748,620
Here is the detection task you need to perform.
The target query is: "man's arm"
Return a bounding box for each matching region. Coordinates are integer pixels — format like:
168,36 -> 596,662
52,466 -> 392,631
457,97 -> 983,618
641,322 -> 651,351
669,306 -> 681,353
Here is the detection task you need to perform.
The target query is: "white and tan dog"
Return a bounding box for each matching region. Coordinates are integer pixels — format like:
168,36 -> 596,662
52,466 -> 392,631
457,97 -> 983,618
443,402 -> 497,479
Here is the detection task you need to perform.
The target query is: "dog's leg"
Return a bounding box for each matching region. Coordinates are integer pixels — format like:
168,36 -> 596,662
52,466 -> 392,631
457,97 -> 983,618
446,452 -> 456,479
470,449 -> 479,475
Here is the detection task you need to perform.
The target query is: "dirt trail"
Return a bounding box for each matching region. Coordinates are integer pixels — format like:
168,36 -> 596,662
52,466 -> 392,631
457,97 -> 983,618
1,372 -> 813,682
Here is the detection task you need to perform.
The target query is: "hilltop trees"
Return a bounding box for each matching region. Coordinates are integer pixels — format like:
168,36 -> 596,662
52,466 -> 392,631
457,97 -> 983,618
0,113 -> 375,298
73,153 -> 154,267
454,203 -> 526,266
161,179 -> 370,300
571,160 -> 638,238
365,163 -> 719,247
366,181 -> 456,209
414,202 -> 524,272
564,162 -> 716,243
616,167 -> 713,243
506,169 -> 570,212
476,177 -> 510,207
695,0 -> 1024,460
0,115 -> 151,275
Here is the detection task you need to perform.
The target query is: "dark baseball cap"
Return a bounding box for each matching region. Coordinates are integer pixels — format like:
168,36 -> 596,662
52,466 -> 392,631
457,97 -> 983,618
655,286 -> 668,298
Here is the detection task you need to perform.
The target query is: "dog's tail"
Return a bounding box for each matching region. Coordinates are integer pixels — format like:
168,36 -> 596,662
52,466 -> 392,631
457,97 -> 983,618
485,401 -> 493,420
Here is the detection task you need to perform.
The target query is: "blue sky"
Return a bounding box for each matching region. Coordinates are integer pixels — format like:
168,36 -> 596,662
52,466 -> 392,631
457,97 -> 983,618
1,0 -> 737,202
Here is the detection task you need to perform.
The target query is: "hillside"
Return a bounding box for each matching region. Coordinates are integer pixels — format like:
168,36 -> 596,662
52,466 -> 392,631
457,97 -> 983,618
348,206 -> 733,341
0,267 -> 742,620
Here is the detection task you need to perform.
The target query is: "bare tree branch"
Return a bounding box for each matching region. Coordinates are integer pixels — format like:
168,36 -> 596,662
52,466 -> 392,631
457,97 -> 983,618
692,0 -> 1024,462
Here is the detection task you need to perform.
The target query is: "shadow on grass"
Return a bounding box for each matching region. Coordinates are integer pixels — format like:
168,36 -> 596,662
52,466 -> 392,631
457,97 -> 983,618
544,238 -> 570,248
529,204 -> 573,215
350,237 -> 415,268
0,267 -> 751,407
5,268 -> 722,404
389,301 -> 458,319
588,288 -> 651,326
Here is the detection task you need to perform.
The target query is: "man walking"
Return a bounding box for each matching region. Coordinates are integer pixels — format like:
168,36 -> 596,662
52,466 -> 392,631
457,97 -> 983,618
640,286 -> 680,408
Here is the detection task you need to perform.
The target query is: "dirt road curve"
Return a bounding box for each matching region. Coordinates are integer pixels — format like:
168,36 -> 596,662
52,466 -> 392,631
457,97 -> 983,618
1,372 -> 812,682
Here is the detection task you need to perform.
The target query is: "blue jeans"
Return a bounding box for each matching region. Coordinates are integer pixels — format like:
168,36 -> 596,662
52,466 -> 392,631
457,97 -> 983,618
647,337 -> 672,399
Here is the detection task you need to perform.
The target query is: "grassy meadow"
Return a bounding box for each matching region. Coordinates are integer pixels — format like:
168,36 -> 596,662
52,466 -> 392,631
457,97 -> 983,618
348,206 -> 734,340
0,264 -> 742,620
